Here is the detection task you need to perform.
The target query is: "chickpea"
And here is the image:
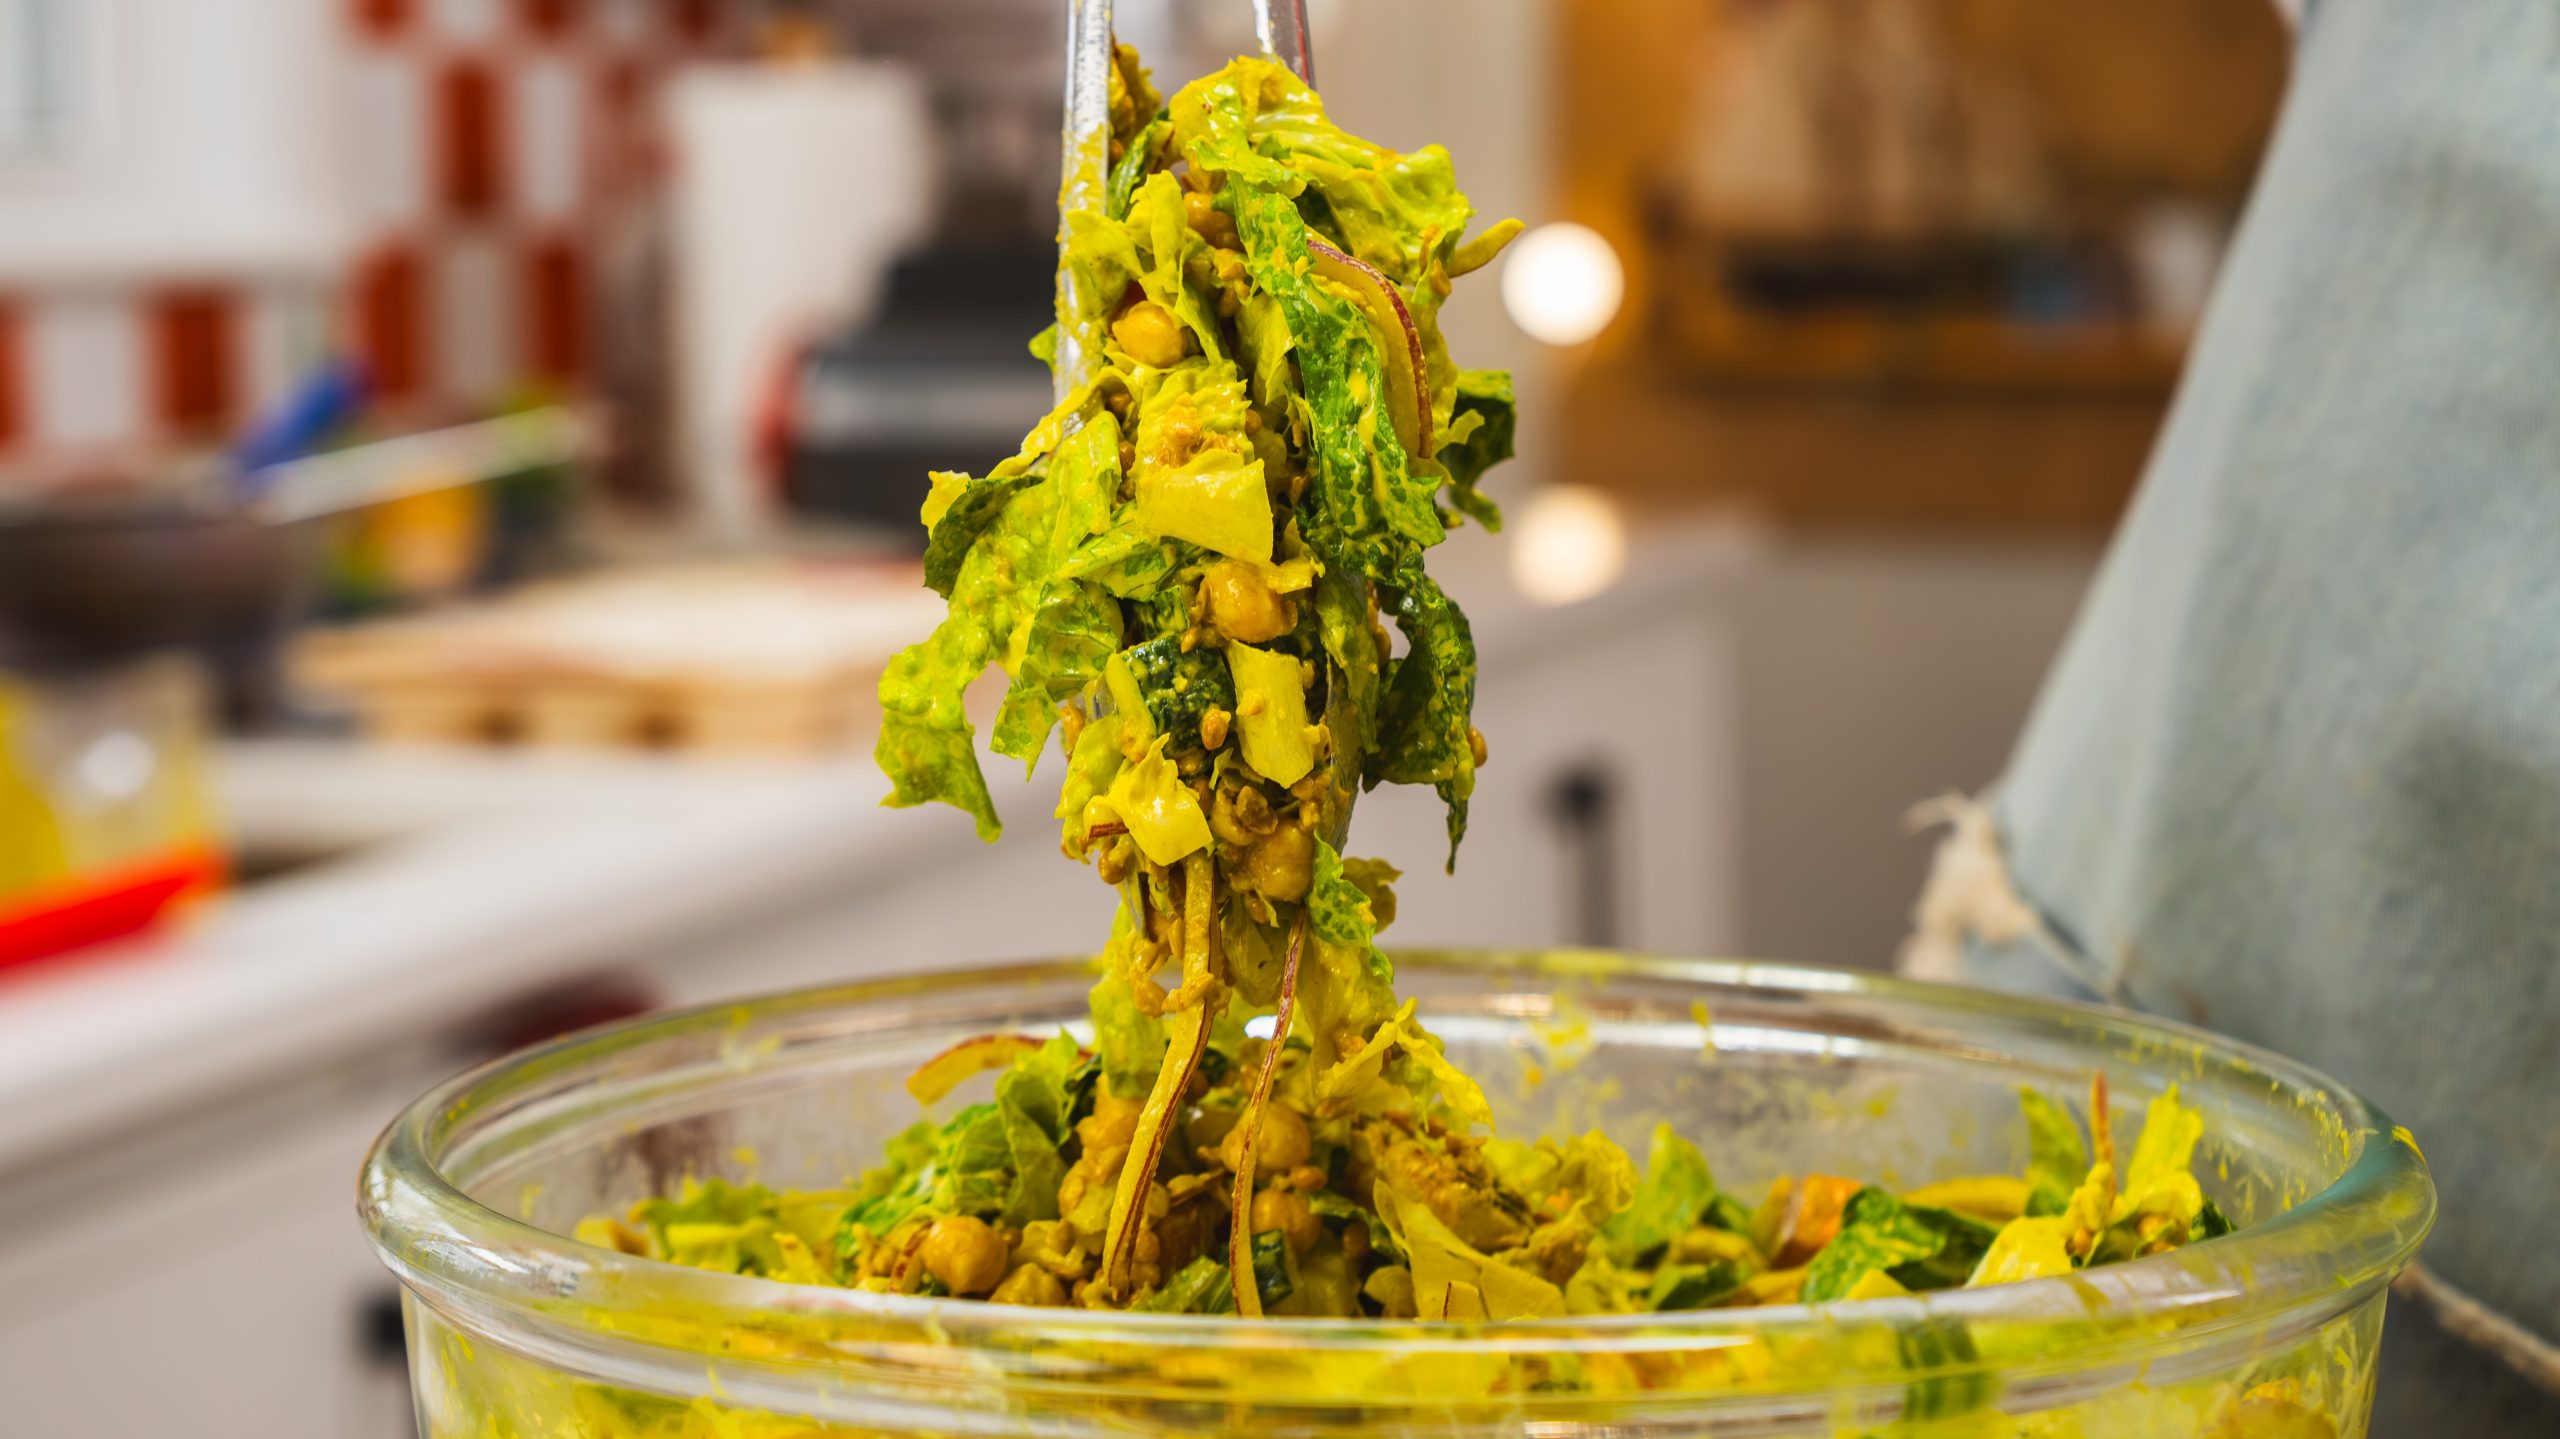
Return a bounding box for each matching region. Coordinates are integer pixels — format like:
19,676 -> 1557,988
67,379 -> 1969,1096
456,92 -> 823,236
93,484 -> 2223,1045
1209,781 -> 1278,848
1341,1220 -> 1372,1261
1200,560 -> 1292,643
1200,706 -> 1232,750
1220,1101 -> 1313,1174
1111,300 -> 1191,369
1468,726 -> 1489,768
1233,823 -> 1313,902
1095,835 -> 1136,885
920,1215 -> 1008,1296
989,1263 -> 1068,1307
1251,1186 -> 1321,1254
1183,189 -> 1240,248
1285,1164 -> 1328,1192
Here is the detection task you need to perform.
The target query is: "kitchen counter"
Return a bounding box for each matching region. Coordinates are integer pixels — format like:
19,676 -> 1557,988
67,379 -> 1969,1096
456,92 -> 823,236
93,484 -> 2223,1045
0,744 -> 974,1176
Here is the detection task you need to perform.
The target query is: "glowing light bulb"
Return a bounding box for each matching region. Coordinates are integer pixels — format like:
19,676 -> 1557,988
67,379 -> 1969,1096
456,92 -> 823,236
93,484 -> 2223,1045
1501,222 -> 1624,347
1512,486 -> 1627,607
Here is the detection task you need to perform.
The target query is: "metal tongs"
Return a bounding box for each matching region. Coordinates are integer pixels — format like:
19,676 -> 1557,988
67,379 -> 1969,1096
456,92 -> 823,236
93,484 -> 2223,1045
1051,0 -> 1313,399
1052,0 -> 1319,1318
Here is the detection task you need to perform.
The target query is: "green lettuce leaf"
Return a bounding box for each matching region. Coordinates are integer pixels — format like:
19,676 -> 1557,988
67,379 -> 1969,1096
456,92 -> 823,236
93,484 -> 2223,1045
990,1033 -> 1083,1227
1167,60 -> 1305,198
1106,116 -> 1165,221
875,589 -> 1006,839
1171,54 -> 1487,476
2121,1086 -> 2205,1200
831,1046 -> 1090,1252
1059,207 -> 1147,368
1250,1230 -> 1295,1309
1235,290 -> 1295,420
881,402 -> 1123,836
1313,569 -> 1382,780
1128,171 -> 1227,362
2020,1088 -> 2089,1219
1601,1124 -> 1716,1265
1175,56 -> 1473,289
2092,1086 -> 2211,1263
635,1178 -> 791,1275
1899,1315 -> 1996,1422
1233,187 -> 1399,583
838,1120 -> 938,1246
1057,521 -> 1178,599
1089,920 -> 1168,1097
2191,1198 -> 2235,1243
1379,1187 -> 1564,1320
992,581 -> 1121,769
1802,1188 -> 1998,1302
1134,1255 -> 1235,1314
923,476 -> 1036,599
1055,710 -> 1127,851
1646,1259 -> 1742,1311
1298,837 -> 1435,1086
1370,573 -> 1478,864
1438,369 -> 1514,530
1306,837 -> 1391,963
987,406 -> 1126,767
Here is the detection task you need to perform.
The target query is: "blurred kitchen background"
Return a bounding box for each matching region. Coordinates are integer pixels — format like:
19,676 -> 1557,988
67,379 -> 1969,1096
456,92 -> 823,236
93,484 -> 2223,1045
0,0 -> 2289,1431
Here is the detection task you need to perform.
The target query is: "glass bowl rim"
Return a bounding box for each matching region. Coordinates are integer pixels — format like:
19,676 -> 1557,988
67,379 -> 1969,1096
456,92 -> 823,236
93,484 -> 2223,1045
359,949 -> 2434,1405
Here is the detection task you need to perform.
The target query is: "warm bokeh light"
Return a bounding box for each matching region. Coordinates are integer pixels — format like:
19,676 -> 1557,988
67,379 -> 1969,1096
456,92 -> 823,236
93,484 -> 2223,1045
1500,222 -> 1624,346
1510,484 -> 1628,606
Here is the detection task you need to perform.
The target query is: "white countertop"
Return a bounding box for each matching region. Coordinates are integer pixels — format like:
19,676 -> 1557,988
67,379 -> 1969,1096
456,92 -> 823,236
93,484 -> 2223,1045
0,744 -> 1001,1177
0,519 -> 1761,1178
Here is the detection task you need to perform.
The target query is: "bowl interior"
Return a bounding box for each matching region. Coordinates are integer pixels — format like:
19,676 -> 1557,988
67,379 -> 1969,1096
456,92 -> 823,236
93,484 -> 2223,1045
371,951 -> 2431,1435
437,952 -> 2356,1267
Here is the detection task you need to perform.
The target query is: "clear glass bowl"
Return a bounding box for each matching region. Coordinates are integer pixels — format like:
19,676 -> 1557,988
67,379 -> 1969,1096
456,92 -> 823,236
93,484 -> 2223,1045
359,951 -> 2434,1437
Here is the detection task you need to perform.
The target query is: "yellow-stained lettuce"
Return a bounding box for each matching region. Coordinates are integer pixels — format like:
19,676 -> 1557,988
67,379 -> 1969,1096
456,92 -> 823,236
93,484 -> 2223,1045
1224,640 -> 1313,785
1101,735 -> 1211,865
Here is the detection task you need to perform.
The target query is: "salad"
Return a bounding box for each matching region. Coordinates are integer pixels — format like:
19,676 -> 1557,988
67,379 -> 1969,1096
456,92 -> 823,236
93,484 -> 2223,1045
581,47 -> 2233,1324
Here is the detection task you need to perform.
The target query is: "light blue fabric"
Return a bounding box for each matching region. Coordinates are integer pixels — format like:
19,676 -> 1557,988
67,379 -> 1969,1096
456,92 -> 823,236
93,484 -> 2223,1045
1961,0 -> 2560,1430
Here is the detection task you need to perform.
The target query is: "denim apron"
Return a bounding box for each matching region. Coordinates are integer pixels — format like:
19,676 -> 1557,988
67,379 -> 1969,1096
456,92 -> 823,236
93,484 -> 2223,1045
1904,1 -> 2560,1430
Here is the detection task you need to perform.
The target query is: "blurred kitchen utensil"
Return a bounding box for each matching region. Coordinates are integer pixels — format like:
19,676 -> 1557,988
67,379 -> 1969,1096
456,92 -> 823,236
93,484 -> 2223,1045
0,407 -> 586,722
230,356 -> 371,490
0,655 -> 224,971
0,498 -> 317,685
246,406 -> 586,526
